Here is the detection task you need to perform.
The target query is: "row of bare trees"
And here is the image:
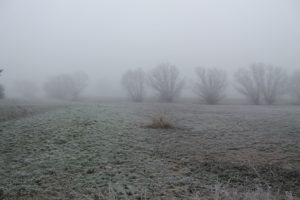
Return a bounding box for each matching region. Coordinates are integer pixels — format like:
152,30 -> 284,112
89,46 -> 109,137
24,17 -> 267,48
235,63 -> 289,105
121,63 -> 300,105
0,65 -> 299,104
121,63 -> 226,104
0,71 -> 88,101
122,63 -> 185,103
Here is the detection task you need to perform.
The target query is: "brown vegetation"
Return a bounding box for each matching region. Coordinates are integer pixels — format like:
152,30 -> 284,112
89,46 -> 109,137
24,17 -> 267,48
144,113 -> 173,129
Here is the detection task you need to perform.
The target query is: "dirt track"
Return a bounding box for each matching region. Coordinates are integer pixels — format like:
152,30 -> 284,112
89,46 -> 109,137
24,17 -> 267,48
0,102 -> 299,199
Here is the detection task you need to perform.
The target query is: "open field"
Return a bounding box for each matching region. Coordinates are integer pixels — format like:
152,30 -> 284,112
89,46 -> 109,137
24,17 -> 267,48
0,99 -> 65,122
0,102 -> 299,199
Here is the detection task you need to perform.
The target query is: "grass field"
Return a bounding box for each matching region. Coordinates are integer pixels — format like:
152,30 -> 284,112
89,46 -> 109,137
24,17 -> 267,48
0,101 -> 299,199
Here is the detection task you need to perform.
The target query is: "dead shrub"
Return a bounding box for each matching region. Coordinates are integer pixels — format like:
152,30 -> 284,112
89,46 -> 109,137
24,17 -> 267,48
144,113 -> 173,129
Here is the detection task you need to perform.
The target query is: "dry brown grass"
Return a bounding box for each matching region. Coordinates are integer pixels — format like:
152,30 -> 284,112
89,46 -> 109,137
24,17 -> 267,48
144,112 -> 173,129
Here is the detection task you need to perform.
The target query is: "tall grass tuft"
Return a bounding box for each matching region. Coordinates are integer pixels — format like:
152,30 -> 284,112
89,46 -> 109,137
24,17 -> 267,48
145,112 -> 173,129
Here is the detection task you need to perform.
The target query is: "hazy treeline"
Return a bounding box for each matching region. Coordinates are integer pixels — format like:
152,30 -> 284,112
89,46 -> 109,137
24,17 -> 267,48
0,63 -> 300,105
0,70 -> 88,101
43,72 -> 88,100
121,63 -> 300,105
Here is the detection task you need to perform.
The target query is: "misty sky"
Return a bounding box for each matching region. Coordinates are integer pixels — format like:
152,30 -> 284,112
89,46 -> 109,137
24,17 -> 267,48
0,0 -> 299,97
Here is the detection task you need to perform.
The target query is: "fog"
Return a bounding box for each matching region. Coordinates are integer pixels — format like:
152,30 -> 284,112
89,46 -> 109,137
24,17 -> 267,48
0,0 -> 299,98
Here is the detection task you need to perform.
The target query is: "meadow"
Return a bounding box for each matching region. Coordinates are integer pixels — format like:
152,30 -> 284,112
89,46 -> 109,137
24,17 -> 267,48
0,101 -> 299,199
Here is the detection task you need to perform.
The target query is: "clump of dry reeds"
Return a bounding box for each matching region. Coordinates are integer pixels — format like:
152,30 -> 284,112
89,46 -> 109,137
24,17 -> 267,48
144,112 -> 173,129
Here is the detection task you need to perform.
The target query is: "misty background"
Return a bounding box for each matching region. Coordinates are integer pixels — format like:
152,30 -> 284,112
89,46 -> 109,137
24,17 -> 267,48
0,0 -> 299,98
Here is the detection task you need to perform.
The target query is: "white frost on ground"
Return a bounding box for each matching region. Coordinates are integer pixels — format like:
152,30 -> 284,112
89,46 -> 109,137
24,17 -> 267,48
0,102 -> 299,199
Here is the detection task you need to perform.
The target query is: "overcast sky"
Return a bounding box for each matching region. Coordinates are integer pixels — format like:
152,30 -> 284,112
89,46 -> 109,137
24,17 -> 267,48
0,0 -> 299,97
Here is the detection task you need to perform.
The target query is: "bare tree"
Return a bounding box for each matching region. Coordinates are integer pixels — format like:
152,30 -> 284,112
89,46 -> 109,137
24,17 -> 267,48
235,63 -> 287,105
14,80 -> 39,99
260,65 -> 288,105
0,69 -> 4,99
68,71 -> 89,100
121,68 -> 146,102
148,63 -> 185,102
44,72 -> 88,100
193,67 -> 227,104
289,70 -> 300,104
44,74 -> 69,99
235,64 -> 263,105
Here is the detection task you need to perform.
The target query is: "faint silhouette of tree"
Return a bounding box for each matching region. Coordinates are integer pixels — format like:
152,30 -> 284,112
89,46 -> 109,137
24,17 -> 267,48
14,80 -> 39,99
289,70 -> 300,104
0,69 -> 4,99
235,64 -> 263,105
121,68 -> 146,102
148,63 -> 185,102
193,67 -> 227,104
260,65 -> 288,105
235,63 -> 287,105
44,71 -> 88,100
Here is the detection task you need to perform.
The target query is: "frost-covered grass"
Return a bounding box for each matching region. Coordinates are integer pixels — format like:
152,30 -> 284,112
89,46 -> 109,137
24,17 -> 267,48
0,102 -> 299,199
0,99 -> 63,122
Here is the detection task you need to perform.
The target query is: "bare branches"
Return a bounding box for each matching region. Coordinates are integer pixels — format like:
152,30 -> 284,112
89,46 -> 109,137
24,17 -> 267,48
0,69 -> 4,99
121,68 -> 146,102
148,63 -> 185,102
44,72 -> 88,100
235,64 -> 263,105
289,70 -> 300,104
235,63 -> 287,105
261,65 -> 288,105
193,67 -> 227,104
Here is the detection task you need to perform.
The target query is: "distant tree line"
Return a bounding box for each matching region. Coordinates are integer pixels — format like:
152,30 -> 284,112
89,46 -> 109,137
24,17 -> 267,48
14,80 -> 40,99
44,72 -> 88,100
121,63 -> 300,105
0,63 -> 299,105
0,70 -> 88,101
121,63 -> 185,103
